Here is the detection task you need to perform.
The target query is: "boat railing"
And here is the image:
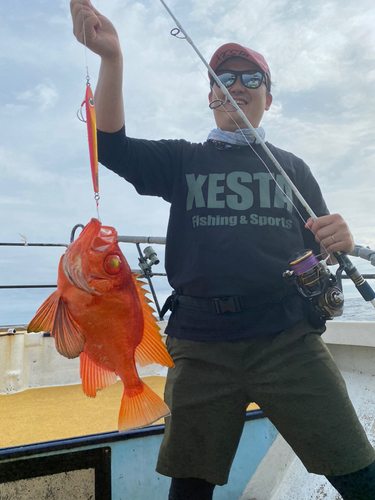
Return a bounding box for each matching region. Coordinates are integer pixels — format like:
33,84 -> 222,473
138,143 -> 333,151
1,234 -> 375,327
0,228 -> 168,322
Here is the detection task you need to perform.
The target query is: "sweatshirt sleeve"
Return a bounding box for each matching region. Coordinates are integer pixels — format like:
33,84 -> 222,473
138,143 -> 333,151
97,126 -> 184,203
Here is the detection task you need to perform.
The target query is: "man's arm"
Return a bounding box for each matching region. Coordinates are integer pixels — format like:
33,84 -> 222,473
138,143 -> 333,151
70,0 -> 125,133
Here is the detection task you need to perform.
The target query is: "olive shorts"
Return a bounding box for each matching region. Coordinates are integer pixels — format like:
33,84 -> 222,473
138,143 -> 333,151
156,320 -> 375,486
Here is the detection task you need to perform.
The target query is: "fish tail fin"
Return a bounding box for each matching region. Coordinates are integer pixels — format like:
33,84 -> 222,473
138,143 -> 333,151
118,381 -> 170,432
80,351 -> 117,398
133,276 -> 174,368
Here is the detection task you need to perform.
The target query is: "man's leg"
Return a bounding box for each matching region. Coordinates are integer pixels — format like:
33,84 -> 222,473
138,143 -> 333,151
156,337 -> 249,486
243,320 -> 375,477
326,460 -> 375,500
168,478 -> 215,500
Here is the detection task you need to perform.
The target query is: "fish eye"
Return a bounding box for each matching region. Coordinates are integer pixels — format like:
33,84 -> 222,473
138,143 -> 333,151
104,254 -> 122,274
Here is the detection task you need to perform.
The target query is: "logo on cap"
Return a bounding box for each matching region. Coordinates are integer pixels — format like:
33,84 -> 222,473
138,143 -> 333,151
216,49 -> 250,63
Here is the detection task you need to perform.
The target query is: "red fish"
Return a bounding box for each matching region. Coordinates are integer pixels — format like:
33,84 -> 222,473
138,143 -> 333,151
28,218 -> 174,431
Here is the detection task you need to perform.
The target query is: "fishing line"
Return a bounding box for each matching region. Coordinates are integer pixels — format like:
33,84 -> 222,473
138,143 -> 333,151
152,0 -> 308,233
157,0 -> 375,307
77,2 -> 101,221
81,7 -> 90,83
166,28 -> 330,258
166,25 -> 322,249
207,84 -> 333,255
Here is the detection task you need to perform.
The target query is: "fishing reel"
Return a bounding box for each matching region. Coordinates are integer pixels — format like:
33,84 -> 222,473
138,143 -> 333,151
283,249 -> 344,322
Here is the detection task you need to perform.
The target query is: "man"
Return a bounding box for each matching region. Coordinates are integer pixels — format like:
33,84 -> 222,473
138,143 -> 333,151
71,2 -> 375,498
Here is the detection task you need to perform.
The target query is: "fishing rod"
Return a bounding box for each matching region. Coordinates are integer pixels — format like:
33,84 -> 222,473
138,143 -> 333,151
158,0 -> 375,309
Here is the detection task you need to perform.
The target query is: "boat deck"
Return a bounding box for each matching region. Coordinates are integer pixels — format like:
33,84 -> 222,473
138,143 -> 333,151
0,376 -> 259,449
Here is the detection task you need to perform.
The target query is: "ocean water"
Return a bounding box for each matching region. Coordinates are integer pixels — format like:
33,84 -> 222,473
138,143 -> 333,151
1,279 -> 374,327
0,276 -> 173,327
335,296 -> 375,322
333,280 -> 375,322
2,237 -> 374,327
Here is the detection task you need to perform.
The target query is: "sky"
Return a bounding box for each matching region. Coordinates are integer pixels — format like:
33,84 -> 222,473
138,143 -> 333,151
0,0 -> 375,324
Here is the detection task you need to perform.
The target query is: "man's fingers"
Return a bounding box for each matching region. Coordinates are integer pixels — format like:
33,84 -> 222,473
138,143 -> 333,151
71,1 -> 102,45
320,235 -> 342,254
70,0 -> 102,19
306,214 -> 354,255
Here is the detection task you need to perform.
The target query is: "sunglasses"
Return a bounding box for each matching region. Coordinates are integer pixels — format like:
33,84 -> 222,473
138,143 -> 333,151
214,70 -> 268,91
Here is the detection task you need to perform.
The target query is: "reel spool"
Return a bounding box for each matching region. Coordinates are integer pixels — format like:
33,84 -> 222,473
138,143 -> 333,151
283,249 -> 344,321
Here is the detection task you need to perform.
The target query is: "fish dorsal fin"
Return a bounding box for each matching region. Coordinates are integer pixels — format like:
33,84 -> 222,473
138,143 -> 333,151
133,275 -> 174,368
53,297 -> 86,359
27,290 -> 60,333
80,351 -> 117,398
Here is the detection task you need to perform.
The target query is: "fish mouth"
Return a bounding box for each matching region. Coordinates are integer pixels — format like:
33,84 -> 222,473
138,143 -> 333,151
91,226 -> 118,253
62,219 -> 119,294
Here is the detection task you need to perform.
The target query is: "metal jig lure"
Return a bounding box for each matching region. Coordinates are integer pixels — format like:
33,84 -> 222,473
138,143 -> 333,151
77,79 -> 99,204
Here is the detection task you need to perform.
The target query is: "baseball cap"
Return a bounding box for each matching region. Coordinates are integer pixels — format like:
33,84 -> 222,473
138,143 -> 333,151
209,43 -> 271,82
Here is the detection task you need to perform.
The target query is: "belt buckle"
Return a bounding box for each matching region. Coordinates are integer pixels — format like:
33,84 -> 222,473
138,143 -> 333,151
213,296 -> 243,314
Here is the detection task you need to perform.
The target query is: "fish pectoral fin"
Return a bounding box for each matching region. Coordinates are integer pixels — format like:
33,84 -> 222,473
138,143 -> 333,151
118,382 -> 170,432
27,290 -> 60,333
80,351 -> 117,398
133,276 -> 174,369
53,298 -> 86,359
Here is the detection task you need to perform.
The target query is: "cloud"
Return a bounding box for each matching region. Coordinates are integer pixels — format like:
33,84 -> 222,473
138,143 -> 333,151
1,0 -> 374,298
0,197 -> 34,206
0,148 -> 60,185
206,0 -> 375,92
15,82 -> 59,110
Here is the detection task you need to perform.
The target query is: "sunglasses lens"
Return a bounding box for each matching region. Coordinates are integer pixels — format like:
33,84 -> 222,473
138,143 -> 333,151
242,72 -> 263,89
216,71 -> 264,89
218,73 -> 237,88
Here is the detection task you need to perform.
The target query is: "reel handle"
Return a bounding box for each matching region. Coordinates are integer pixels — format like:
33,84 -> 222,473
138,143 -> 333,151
334,252 -> 375,303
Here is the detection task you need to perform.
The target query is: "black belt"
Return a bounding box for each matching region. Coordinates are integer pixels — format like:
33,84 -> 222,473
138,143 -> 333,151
160,289 -> 297,317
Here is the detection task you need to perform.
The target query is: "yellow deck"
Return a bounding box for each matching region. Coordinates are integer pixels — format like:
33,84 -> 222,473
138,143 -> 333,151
0,377 -> 259,449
